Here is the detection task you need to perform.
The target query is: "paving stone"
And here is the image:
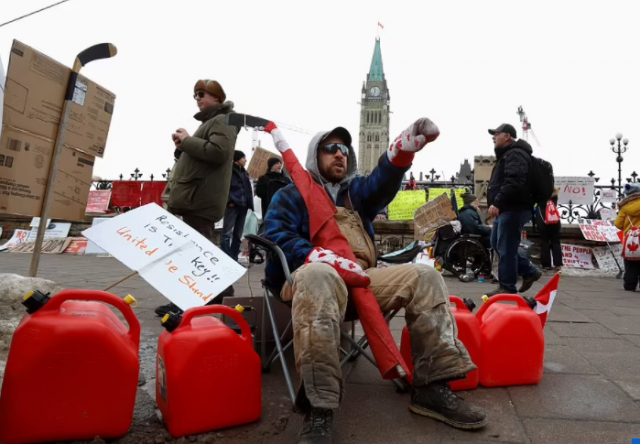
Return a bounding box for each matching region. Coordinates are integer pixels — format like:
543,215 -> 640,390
542,345 -> 599,374
547,322 -> 619,339
547,305 -> 593,323
509,374 -> 640,422
608,305 -> 640,317
333,383 -> 440,443
522,418 -> 640,444
581,351 -> 640,380
614,380 -> 640,401
563,337 -> 639,353
622,335 -> 640,347
543,327 -> 566,345
431,387 -> 528,443
589,315 -> 640,335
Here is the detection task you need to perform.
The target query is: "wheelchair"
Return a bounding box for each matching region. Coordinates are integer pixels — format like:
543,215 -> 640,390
430,222 -> 491,280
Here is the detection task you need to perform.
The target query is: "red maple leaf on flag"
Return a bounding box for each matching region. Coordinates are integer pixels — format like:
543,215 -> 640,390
628,242 -> 639,252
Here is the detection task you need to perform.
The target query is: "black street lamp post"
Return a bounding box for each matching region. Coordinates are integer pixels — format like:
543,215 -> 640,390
609,133 -> 629,190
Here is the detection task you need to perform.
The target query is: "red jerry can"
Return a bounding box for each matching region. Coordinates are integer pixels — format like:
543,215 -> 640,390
157,305 -> 261,438
0,290 -> 140,444
399,296 -> 481,391
476,294 -> 544,387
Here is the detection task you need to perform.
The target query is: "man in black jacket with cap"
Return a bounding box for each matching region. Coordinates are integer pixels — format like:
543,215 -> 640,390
485,124 -> 542,297
255,157 -> 291,218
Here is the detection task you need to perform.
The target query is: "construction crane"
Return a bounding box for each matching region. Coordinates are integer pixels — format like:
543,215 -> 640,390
516,106 -> 541,147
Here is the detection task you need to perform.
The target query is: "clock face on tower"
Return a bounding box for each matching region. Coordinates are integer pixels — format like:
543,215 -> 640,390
370,86 -> 380,97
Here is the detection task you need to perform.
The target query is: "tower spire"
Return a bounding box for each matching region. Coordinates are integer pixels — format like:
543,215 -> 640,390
368,37 -> 384,82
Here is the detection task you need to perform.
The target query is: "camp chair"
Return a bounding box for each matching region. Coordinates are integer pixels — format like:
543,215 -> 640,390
246,234 -> 421,405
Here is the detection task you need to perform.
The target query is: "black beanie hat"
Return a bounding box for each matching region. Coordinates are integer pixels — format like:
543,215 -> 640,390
234,150 -> 246,162
268,157 -> 282,170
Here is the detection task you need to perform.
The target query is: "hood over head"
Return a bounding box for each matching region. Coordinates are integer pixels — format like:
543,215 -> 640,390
496,138 -> 533,158
306,127 -> 358,202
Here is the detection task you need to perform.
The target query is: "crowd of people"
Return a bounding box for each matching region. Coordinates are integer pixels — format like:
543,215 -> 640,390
149,78 -> 636,444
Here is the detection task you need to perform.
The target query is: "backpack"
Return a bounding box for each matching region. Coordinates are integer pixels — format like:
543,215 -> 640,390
542,200 -> 560,225
623,217 -> 640,261
516,148 -> 555,205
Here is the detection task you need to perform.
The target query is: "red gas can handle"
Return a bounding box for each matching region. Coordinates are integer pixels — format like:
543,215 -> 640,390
180,305 -> 253,348
476,294 -> 532,324
38,289 -> 141,348
449,296 -> 469,312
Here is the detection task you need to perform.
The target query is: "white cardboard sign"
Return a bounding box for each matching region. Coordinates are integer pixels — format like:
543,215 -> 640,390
0,229 -> 29,251
555,177 -> 595,205
599,208 -> 617,223
82,203 -> 246,310
561,244 -> 595,269
593,244 -> 623,272
600,189 -> 617,203
578,219 -> 621,243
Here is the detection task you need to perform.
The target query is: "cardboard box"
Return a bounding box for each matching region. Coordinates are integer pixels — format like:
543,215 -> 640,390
3,40 -> 115,158
0,126 -> 94,221
247,146 -> 282,180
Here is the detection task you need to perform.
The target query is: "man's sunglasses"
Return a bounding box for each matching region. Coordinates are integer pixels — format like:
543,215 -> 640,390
321,143 -> 349,156
194,91 -> 206,99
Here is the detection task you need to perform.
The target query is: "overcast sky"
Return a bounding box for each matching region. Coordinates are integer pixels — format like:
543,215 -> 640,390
2,0 -> 640,185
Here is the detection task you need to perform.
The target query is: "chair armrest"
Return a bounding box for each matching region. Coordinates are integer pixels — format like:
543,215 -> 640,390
245,234 -> 294,286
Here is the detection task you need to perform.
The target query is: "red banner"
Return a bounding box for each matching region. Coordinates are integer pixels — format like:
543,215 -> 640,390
141,181 -> 166,207
110,181 -> 143,208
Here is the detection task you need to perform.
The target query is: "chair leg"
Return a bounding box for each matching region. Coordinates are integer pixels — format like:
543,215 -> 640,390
266,319 -> 293,368
263,287 -> 296,405
261,289 -> 268,368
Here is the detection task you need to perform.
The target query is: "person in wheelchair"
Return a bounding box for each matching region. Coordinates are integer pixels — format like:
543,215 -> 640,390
458,192 -> 492,250
263,120 -> 487,444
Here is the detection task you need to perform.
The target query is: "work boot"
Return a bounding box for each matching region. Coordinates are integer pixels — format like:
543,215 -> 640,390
154,303 -> 182,317
483,286 -> 516,297
298,408 -> 334,444
409,382 -> 488,430
519,268 -> 543,293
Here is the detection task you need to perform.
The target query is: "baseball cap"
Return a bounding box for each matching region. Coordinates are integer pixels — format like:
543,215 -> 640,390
320,127 -> 352,147
488,123 -> 517,139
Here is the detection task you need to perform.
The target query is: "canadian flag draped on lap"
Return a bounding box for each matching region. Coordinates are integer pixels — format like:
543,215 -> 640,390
533,273 -> 561,329
262,118 -> 439,381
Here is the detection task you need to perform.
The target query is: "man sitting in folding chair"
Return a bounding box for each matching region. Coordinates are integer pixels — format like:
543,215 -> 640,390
263,119 -> 488,444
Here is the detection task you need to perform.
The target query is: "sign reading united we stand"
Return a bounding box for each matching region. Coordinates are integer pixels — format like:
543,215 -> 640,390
82,203 -> 246,310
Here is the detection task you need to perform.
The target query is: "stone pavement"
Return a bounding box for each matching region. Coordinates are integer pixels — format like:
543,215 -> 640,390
1,254 -> 640,443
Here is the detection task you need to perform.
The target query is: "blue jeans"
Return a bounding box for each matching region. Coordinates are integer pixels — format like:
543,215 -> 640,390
490,210 -> 538,292
221,206 -> 248,262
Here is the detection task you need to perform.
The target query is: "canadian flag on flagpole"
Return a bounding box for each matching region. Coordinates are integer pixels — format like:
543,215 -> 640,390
378,22 -> 384,29
533,273 -> 561,329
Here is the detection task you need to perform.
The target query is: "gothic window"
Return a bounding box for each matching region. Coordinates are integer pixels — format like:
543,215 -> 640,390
378,111 -> 381,123
367,112 -> 369,123
367,134 -> 371,142
375,134 -> 379,142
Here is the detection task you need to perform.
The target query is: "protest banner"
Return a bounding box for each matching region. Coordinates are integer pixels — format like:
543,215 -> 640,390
414,193 -> 457,241
0,229 -> 29,251
599,208 -> 617,223
555,177 -> 595,205
64,238 -> 88,254
593,244 -> 623,272
561,244 -> 595,269
85,217 -> 111,255
82,203 -> 246,310
27,221 -> 71,242
388,190 -> 426,220
10,238 -> 71,254
428,188 -> 466,209
86,190 -> 112,213
578,219 -> 621,243
600,189 -> 617,203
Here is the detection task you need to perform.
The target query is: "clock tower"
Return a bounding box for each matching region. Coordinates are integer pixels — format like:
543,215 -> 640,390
358,37 -> 390,175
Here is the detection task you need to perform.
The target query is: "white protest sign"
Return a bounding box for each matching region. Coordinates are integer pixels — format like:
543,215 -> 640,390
82,203 -> 246,310
555,177 -> 595,205
27,221 -> 71,241
85,217 -> 111,255
599,208 -> 617,223
600,189 -> 617,203
561,244 -> 595,269
578,219 -> 621,243
593,244 -> 623,272
0,229 -> 29,251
